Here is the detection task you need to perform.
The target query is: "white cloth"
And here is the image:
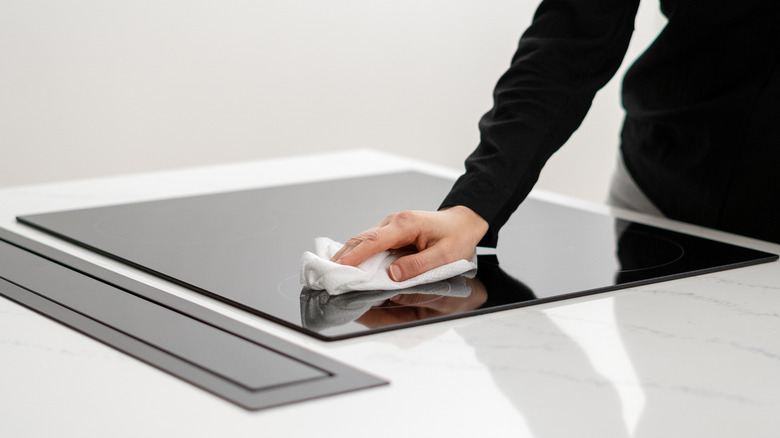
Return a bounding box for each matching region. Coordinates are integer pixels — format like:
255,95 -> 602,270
300,237 -> 478,295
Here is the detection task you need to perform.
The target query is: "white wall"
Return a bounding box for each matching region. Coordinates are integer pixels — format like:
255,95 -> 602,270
0,0 -> 664,203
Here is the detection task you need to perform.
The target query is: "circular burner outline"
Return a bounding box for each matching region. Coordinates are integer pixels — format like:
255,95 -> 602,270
616,229 -> 685,273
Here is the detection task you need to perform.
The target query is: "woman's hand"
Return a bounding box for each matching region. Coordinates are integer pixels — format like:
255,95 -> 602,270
330,205 -> 489,281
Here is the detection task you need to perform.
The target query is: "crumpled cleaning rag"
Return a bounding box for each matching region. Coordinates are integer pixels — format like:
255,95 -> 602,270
300,237 -> 478,295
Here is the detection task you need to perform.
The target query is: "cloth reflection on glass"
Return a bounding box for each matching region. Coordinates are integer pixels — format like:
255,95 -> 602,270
300,225 -> 767,335
299,255 -> 537,332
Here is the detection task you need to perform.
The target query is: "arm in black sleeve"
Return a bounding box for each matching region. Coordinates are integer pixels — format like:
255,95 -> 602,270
440,0 -> 640,247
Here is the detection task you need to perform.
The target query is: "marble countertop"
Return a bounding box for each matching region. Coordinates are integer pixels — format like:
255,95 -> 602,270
2,150 -> 780,438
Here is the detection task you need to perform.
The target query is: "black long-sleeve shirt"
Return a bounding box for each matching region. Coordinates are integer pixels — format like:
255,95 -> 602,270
441,0 -> 780,246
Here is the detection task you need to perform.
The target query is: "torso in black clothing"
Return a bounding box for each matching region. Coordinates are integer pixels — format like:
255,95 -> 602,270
441,0 -> 780,245
622,0 -> 780,243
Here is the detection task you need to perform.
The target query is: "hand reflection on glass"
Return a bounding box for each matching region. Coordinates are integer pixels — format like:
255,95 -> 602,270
300,255 -> 536,333
354,277 -> 489,328
299,275 -> 481,332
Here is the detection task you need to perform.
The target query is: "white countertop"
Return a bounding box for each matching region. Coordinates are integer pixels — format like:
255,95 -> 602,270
2,150 -> 780,437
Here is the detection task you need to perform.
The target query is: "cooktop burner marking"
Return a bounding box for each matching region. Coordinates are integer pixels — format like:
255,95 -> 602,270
616,229 -> 685,273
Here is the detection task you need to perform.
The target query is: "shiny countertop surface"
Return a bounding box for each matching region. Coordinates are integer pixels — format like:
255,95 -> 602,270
2,150 -> 780,437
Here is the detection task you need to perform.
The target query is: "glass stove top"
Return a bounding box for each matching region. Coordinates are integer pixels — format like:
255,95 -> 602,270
17,172 -> 778,340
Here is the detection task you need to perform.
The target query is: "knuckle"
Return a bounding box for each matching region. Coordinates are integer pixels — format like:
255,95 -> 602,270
360,229 -> 383,243
393,210 -> 415,223
344,236 -> 364,247
347,227 -> 381,245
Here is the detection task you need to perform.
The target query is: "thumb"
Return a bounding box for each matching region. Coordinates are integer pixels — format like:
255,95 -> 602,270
388,247 -> 451,282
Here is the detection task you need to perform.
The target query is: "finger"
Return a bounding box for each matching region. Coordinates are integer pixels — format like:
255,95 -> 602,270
329,212 -> 402,263
329,225 -> 391,263
335,234 -> 402,267
335,225 -> 418,267
388,244 -> 454,281
330,213 -> 407,263
329,238 -> 359,262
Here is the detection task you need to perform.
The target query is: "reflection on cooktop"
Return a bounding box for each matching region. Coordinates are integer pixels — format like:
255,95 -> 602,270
17,172 -> 779,340
296,219 -> 769,337
300,274 -> 478,332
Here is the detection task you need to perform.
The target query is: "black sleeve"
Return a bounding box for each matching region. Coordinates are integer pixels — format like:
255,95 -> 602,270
440,0 -> 640,247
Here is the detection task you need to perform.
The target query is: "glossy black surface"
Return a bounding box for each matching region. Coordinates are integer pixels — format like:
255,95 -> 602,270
18,172 -> 778,340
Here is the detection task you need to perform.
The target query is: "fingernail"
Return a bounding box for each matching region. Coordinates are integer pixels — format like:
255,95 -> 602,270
389,264 -> 402,281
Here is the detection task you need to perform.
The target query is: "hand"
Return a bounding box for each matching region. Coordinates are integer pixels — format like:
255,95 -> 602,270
330,205 -> 489,281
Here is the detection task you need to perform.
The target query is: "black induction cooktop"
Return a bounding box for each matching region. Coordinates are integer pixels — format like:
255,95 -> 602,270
17,172 -> 778,340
